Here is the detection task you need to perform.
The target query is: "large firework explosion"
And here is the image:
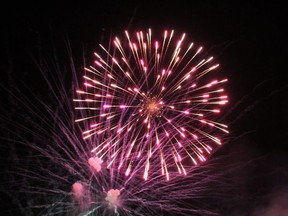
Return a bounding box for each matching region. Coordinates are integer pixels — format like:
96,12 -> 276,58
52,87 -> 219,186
1,29 -> 231,216
74,29 -> 228,180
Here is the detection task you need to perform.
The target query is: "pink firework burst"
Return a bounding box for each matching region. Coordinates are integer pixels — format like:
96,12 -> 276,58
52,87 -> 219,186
74,29 -> 229,180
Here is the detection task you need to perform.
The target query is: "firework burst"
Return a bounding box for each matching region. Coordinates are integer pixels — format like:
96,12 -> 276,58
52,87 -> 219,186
1,28 -> 231,216
1,75 -> 229,216
74,29 -> 229,180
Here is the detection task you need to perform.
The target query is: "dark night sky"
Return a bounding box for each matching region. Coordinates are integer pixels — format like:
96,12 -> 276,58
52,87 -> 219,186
1,1 -> 288,215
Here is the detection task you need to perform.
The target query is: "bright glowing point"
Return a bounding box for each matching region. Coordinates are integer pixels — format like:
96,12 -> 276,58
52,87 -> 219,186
74,29 -> 229,179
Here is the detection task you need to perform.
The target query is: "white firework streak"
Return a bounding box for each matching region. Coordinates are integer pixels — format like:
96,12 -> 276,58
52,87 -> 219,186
74,29 -> 229,180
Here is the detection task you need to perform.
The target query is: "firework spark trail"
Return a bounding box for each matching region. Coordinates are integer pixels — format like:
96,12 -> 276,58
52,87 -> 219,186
75,29 -> 229,180
1,86 -> 229,216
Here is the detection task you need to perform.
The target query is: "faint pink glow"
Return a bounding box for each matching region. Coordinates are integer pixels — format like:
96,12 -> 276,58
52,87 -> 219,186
88,157 -> 103,172
105,189 -> 120,207
72,182 -> 85,200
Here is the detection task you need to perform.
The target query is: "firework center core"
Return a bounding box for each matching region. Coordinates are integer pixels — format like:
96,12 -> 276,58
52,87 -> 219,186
143,97 -> 162,117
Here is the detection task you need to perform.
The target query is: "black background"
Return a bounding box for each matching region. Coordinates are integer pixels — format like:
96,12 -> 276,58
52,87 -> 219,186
1,1 -> 288,215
